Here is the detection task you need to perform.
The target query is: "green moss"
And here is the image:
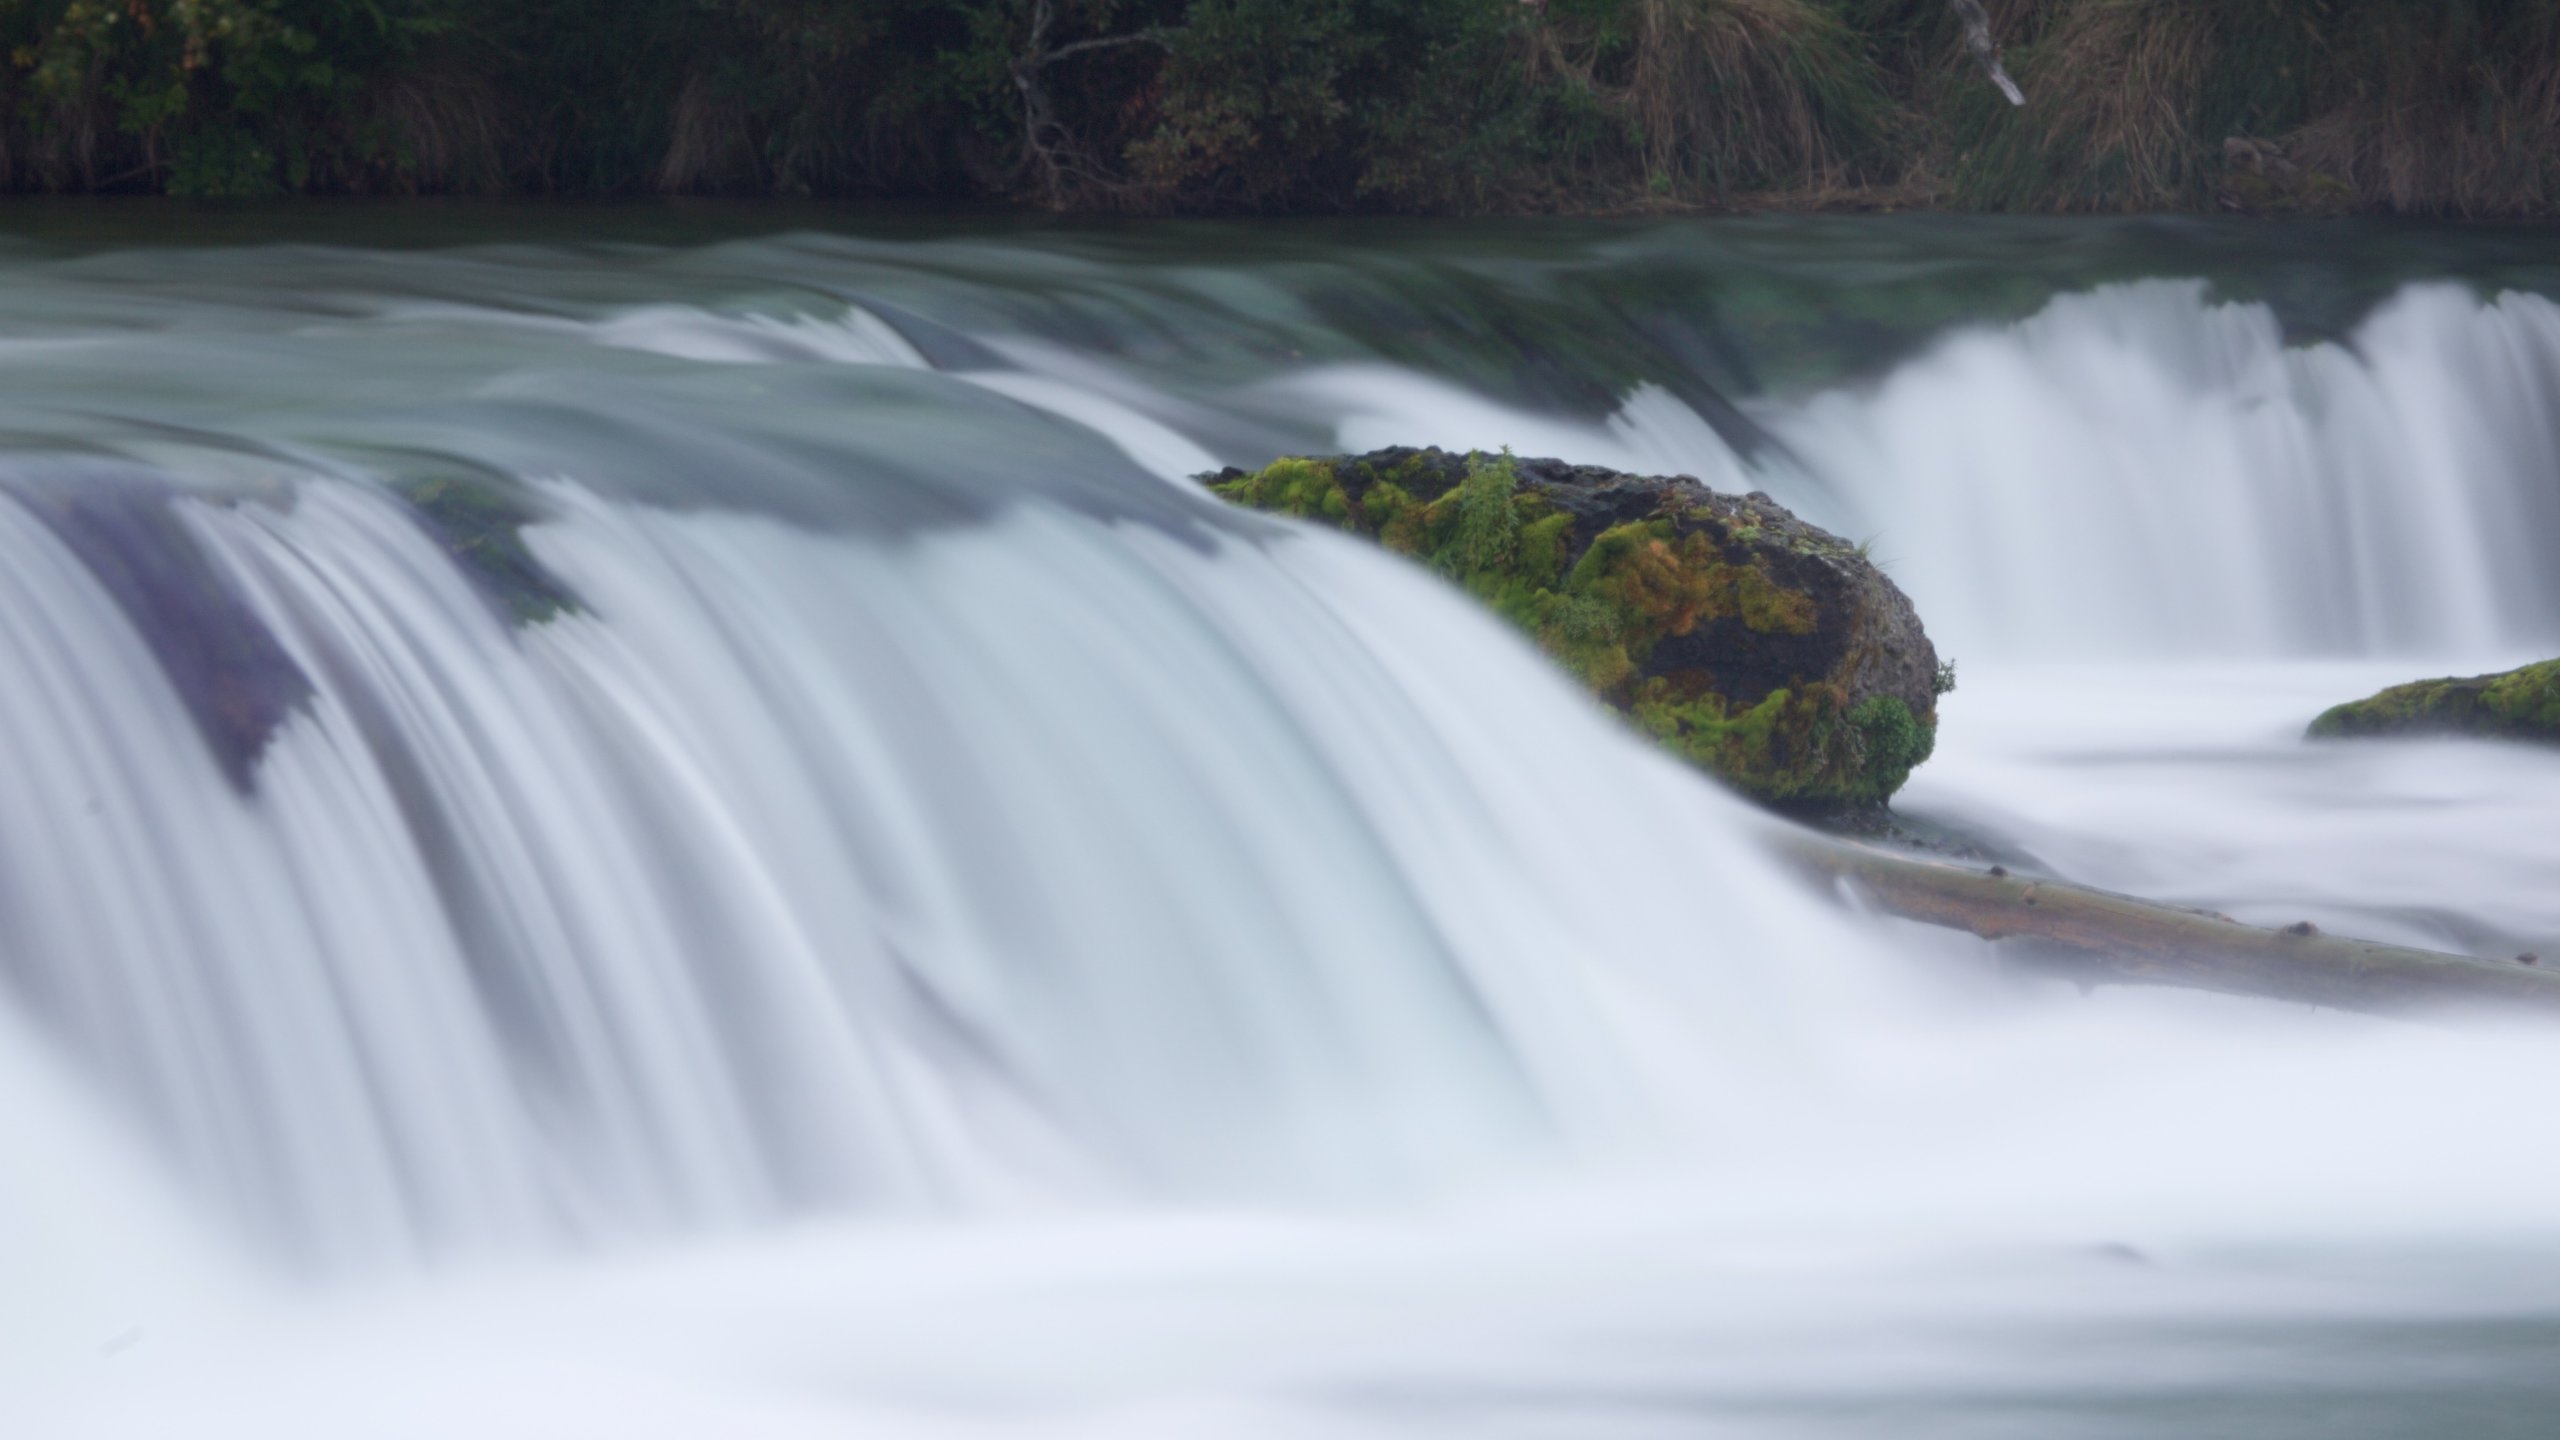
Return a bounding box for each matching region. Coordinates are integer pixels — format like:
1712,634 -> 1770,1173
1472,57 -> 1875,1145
394,476 -> 581,627
1734,565 -> 1818,636
1848,695 -> 1934,800
1619,683 -> 1928,808
1212,457 -> 1353,528
1516,511 -> 1575,588
1209,452 -> 1925,810
1564,519 -> 1818,648
2309,659 -> 2560,743
1450,449 -> 1521,574
1362,480 -> 1426,555
1635,684 -> 1804,799
2494,664 -> 2560,732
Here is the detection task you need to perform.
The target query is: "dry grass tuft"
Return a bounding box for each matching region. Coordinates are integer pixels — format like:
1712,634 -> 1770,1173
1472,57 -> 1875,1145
1538,0 -> 1902,200
2280,6 -> 2560,217
658,74 -> 762,194
1947,0 -> 2560,216
1630,0 -> 1890,189
371,72 -> 509,194
1949,0 -> 2217,210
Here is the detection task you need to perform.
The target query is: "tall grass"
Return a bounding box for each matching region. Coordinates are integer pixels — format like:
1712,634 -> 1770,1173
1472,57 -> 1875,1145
1943,0 -> 2560,215
1944,0 -> 2218,210
1529,0 -> 1900,199
2282,2 -> 2560,216
1638,0 -> 1897,192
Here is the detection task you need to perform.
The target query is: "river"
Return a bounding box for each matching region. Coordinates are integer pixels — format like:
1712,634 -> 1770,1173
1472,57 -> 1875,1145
3,206 -> 2558,1436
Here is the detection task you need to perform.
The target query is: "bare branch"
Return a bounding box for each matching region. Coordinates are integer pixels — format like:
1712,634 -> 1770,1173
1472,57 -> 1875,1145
1036,31 -> 1174,69
1007,0 -> 1177,208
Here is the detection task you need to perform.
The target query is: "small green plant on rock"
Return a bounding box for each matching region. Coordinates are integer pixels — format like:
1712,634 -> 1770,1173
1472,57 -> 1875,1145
1451,448 -> 1520,574
1848,694 -> 1933,800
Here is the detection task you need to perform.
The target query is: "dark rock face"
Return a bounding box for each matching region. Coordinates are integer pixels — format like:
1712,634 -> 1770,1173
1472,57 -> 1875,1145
2309,659 -> 2560,744
1205,446 -> 1947,813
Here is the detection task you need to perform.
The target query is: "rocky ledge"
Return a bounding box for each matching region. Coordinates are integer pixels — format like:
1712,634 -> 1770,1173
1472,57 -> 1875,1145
2308,658 -> 2560,744
1203,446 -> 1948,815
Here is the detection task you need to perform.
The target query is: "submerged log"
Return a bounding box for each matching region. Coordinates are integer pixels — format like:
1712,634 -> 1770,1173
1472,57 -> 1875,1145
1773,830 -> 2560,1019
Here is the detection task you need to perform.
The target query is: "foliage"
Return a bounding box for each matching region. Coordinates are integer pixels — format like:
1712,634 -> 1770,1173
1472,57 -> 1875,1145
1846,692 -> 1930,796
4,0 -> 2554,214
1942,0 -> 2560,215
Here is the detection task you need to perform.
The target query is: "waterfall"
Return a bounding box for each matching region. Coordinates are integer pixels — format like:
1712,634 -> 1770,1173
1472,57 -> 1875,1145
1765,282 -> 2560,660
2,227 -> 2558,1284
0,453 -> 1847,1266
1300,280 -> 2560,663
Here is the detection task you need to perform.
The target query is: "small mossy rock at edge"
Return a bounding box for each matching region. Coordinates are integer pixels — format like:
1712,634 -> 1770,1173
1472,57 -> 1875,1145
1202,446 -> 1944,814
2307,658 -> 2560,744
393,474 -> 582,626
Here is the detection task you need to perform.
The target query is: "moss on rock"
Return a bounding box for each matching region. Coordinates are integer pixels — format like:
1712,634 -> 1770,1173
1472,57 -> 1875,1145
2308,659 -> 2560,744
1207,446 -> 1943,813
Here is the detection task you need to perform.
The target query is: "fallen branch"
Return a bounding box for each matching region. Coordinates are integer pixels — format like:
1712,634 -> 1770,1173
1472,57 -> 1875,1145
1773,829 -> 2560,1018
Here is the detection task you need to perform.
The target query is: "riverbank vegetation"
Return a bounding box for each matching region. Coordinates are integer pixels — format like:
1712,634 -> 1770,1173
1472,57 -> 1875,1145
5,1 -> 2556,216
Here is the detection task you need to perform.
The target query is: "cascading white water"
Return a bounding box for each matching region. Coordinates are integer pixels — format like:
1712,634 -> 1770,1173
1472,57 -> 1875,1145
8,464 -> 1846,1263
1768,281 -> 2560,660
7,220 -> 2560,1437
1299,279 -> 2560,663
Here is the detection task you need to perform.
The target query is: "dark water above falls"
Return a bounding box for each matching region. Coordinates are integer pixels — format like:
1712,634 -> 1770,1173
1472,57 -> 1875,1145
4,210 -> 2560,1437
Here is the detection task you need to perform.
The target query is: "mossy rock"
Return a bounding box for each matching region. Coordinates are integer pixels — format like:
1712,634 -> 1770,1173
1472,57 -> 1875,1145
1205,446 -> 1946,815
2308,659 -> 2560,744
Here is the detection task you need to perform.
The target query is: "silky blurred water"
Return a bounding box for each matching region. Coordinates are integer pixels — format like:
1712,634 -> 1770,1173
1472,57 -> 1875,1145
2,210 -> 2558,1436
